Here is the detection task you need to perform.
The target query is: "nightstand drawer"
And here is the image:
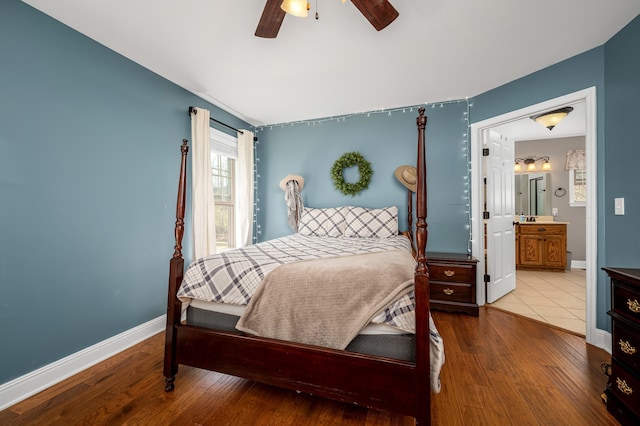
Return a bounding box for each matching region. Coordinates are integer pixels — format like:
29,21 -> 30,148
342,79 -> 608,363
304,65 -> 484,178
430,281 -> 472,303
428,263 -> 474,283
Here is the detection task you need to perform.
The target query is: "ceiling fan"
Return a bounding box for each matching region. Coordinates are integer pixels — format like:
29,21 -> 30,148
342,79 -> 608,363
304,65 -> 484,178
255,0 -> 399,38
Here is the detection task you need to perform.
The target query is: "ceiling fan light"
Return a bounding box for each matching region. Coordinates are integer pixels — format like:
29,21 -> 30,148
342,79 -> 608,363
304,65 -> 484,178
281,0 -> 308,17
530,106 -> 574,130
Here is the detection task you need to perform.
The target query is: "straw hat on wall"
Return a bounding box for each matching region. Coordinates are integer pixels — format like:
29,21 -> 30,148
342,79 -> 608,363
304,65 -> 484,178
279,174 -> 304,191
394,165 -> 417,192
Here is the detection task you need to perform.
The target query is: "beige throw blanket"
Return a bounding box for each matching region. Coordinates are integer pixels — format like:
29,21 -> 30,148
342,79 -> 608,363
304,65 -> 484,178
235,250 -> 415,350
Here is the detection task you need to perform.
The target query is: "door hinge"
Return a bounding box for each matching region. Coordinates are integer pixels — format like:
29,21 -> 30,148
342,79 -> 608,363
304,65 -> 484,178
484,274 -> 491,283
483,211 -> 490,219
483,148 -> 490,156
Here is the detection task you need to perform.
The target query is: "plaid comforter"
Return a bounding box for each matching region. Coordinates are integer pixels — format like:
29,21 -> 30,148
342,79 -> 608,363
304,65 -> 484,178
178,234 -> 417,333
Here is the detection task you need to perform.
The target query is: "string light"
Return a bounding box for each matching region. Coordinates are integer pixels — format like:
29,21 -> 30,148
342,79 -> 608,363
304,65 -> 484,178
464,99 -> 473,254
254,99 -> 467,131
252,138 -> 261,243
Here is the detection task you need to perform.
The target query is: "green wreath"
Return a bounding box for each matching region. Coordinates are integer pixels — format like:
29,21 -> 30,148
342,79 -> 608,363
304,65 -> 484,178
330,151 -> 373,196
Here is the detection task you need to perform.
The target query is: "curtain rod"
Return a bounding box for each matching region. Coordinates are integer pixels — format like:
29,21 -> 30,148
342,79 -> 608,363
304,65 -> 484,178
188,106 -> 243,134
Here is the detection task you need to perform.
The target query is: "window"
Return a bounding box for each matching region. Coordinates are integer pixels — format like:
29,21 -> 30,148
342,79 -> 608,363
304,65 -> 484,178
565,149 -> 585,207
569,169 -> 586,207
210,129 -> 238,251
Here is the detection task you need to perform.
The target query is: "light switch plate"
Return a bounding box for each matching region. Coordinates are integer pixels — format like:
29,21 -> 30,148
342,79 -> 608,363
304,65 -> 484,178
615,197 -> 625,215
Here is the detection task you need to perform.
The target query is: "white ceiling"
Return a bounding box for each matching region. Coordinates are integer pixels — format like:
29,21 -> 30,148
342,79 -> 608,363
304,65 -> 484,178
21,0 -> 640,128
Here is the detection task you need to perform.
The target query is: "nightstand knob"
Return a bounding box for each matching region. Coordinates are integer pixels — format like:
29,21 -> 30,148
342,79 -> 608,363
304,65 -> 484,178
627,298 -> 640,313
443,288 -> 454,295
444,270 -> 455,277
620,339 -> 637,355
616,377 -> 633,395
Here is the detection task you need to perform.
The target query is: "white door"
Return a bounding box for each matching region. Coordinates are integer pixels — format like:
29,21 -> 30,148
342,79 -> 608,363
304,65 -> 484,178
485,130 -> 517,303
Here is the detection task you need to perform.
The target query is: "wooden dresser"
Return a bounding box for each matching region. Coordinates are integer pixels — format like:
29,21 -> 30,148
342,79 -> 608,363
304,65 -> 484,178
603,267 -> 640,425
426,252 -> 478,316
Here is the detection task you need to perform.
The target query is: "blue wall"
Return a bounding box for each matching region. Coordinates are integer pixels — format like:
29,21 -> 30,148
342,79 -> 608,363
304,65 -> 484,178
0,0 -> 249,383
256,102 -> 471,254
604,16 -> 640,267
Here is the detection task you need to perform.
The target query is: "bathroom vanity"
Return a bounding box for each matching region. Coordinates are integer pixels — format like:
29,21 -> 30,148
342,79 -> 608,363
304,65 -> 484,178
515,221 -> 568,271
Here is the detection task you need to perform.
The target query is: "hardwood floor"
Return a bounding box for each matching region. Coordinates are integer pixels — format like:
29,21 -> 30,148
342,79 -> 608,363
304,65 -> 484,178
0,308 -> 618,425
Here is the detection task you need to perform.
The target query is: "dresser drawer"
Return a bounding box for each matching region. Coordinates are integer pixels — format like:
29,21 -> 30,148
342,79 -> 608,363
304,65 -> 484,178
612,281 -> 640,322
430,282 -> 472,303
610,362 -> 640,417
428,263 -> 474,283
613,321 -> 640,371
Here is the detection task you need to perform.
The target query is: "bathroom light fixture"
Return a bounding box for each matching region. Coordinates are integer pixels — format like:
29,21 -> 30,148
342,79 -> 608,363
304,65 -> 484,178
530,106 -> 574,130
514,156 -> 551,172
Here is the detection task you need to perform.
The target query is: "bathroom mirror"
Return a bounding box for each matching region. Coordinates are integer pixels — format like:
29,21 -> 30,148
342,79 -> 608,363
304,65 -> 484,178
514,172 -> 552,216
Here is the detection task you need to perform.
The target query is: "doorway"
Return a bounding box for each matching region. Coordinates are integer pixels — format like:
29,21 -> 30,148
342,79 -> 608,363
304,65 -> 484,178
470,88 -> 599,346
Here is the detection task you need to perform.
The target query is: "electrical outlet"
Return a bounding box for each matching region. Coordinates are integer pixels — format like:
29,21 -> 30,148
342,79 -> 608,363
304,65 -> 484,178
615,198 -> 625,215
552,208 -> 558,216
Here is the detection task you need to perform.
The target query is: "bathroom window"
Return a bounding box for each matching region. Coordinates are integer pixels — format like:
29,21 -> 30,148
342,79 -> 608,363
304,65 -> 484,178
569,169 -> 586,207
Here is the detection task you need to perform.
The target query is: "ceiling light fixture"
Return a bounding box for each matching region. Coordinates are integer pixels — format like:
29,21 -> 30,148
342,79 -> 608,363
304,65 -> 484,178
530,106 -> 574,130
514,156 -> 551,173
280,0 -> 309,17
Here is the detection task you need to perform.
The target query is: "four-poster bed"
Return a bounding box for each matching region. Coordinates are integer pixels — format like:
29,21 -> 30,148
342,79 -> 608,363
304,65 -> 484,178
163,108 -> 433,424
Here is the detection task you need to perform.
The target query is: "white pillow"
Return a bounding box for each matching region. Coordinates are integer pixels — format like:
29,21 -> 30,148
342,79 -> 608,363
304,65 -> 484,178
297,207 -> 346,237
344,206 -> 398,238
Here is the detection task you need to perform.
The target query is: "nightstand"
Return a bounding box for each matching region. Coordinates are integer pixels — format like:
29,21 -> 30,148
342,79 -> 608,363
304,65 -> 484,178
427,252 -> 479,316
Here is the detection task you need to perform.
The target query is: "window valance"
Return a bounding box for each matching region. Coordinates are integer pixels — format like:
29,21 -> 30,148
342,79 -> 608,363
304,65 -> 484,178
565,149 -> 585,170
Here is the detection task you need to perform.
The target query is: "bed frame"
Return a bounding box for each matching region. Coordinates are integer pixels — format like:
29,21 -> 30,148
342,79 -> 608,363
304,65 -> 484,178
164,108 -> 431,424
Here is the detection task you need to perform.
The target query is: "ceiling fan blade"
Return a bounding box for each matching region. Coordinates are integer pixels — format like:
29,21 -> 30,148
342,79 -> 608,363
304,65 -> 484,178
255,0 -> 286,38
350,0 -> 399,31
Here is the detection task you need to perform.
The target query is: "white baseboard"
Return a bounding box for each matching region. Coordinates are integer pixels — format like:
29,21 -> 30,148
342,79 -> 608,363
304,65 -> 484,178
571,260 -> 587,269
0,315 -> 166,411
593,328 -> 612,355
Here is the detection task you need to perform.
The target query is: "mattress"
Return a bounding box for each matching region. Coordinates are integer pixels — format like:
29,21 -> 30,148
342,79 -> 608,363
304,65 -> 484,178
187,299 -> 416,362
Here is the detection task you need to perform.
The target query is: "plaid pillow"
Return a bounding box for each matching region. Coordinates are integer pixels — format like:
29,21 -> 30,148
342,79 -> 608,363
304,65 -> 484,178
297,207 -> 347,237
344,206 -> 398,238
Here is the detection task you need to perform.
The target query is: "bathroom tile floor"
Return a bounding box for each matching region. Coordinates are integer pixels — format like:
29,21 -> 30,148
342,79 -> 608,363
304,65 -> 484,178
489,268 -> 586,336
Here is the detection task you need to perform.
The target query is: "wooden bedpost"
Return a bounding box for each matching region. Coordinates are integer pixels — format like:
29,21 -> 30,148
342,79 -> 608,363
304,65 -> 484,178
164,139 -> 189,392
414,108 -> 430,425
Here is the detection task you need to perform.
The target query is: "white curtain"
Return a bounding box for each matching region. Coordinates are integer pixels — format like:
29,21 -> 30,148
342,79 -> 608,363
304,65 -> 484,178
236,129 -> 255,247
191,107 -> 217,259
565,149 -> 585,170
